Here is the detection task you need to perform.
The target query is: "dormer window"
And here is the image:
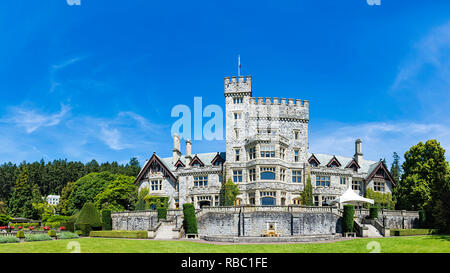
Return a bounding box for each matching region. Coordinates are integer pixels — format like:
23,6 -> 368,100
308,154 -> 321,167
327,156 -> 341,168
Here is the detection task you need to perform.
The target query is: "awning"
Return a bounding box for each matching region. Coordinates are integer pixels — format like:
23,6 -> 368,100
330,187 -> 374,205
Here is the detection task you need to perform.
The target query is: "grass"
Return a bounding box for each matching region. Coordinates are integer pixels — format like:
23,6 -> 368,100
0,235 -> 448,253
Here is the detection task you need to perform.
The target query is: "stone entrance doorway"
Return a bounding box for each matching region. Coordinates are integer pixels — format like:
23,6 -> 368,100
198,200 -> 211,208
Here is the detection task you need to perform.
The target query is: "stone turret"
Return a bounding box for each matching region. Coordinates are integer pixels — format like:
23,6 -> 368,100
224,75 -> 252,97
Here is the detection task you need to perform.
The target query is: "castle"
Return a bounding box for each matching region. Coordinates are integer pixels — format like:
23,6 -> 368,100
135,75 -> 395,209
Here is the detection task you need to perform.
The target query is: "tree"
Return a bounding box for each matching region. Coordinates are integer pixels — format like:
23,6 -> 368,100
94,174 -> 137,211
56,181 -> 75,215
221,178 -> 240,206
8,166 -> 38,219
390,152 -> 402,186
300,174 -> 313,206
66,172 -> 116,215
394,140 -> 449,227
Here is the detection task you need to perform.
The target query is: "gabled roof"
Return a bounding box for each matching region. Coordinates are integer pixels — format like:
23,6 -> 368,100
308,154 -> 321,166
174,159 -> 185,168
345,158 -> 361,170
189,154 -> 205,167
135,153 -> 177,184
365,161 -> 396,185
211,152 -> 225,165
326,156 -> 341,167
308,153 -> 378,175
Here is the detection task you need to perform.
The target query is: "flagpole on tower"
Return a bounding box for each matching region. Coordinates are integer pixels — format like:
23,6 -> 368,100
238,55 -> 241,77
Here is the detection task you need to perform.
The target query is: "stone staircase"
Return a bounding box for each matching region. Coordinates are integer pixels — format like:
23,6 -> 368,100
366,224 -> 383,237
154,220 -> 177,240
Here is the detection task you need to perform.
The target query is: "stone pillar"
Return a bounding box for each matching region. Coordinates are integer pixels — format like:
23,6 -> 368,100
276,190 -> 281,205
255,190 -> 260,205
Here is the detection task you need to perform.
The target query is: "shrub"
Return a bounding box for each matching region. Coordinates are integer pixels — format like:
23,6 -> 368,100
24,234 -> 52,242
369,206 -> 379,219
57,232 -> 79,239
75,230 -> 83,236
75,202 -> 102,236
0,235 -> 20,243
135,199 -> 146,211
89,230 -> 148,239
419,210 -> 427,228
182,203 -> 198,234
65,213 -> 79,232
16,230 -> 25,239
101,209 -> 112,230
391,229 -> 438,236
157,207 -> 167,220
48,230 -> 57,237
0,214 -> 12,226
342,204 -> 355,233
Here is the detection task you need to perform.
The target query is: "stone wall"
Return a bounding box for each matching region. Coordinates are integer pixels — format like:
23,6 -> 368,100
354,209 -> 419,229
111,211 -> 159,231
197,206 -> 341,237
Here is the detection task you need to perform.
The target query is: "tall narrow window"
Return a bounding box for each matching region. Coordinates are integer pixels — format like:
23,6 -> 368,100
249,147 -> 256,159
294,130 -> 299,140
249,168 -> 256,181
294,149 -> 299,162
235,149 -> 240,161
280,169 -> 286,181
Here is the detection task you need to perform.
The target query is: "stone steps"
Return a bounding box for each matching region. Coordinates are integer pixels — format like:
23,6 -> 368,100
366,224 -> 383,237
154,221 -> 177,240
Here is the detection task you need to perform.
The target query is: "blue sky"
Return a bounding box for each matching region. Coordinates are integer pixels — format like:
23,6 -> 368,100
0,0 -> 449,166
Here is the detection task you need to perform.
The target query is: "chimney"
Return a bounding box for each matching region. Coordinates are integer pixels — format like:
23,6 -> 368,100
354,139 -> 363,164
185,139 -> 192,161
172,134 -> 181,163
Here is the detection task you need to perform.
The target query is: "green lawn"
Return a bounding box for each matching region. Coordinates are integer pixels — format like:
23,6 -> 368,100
0,236 -> 449,253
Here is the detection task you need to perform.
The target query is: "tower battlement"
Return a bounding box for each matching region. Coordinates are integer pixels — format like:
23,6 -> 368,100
224,75 -> 252,96
249,96 -> 309,108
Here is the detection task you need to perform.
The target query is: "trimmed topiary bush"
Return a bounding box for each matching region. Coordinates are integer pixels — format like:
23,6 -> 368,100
369,206 -> 379,219
101,209 -> 112,230
48,230 -> 57,237
157,207 -> 167,220
89,230 -> 148,239
16,230 -> 25,239
342,204 -> 355,233
391,229 -> 438,236
75,230 -> 83,236
75,202 -> 102,236
182,203 -> 198,234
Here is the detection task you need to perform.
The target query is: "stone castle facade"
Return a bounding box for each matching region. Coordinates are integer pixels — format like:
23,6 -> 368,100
135,75 -> 395,209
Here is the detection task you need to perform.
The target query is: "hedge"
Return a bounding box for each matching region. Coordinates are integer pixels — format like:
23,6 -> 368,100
369,206 -> 379,219
101,209 -> 112,230
57,232 -> 79,239
89,230 -> 148,239
391,229 -> 438,236
75,202 -> 102,236
183,203 -> 198,234
157,207 -> 167,220
419,210 -> 427,228
342,204 -> 355,233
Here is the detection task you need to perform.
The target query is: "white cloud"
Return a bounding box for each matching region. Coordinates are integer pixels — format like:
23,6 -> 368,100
99,126 -> 129,151
392,21 -> 450,90
310,121 -> 450,165
2,104 -> 71,133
